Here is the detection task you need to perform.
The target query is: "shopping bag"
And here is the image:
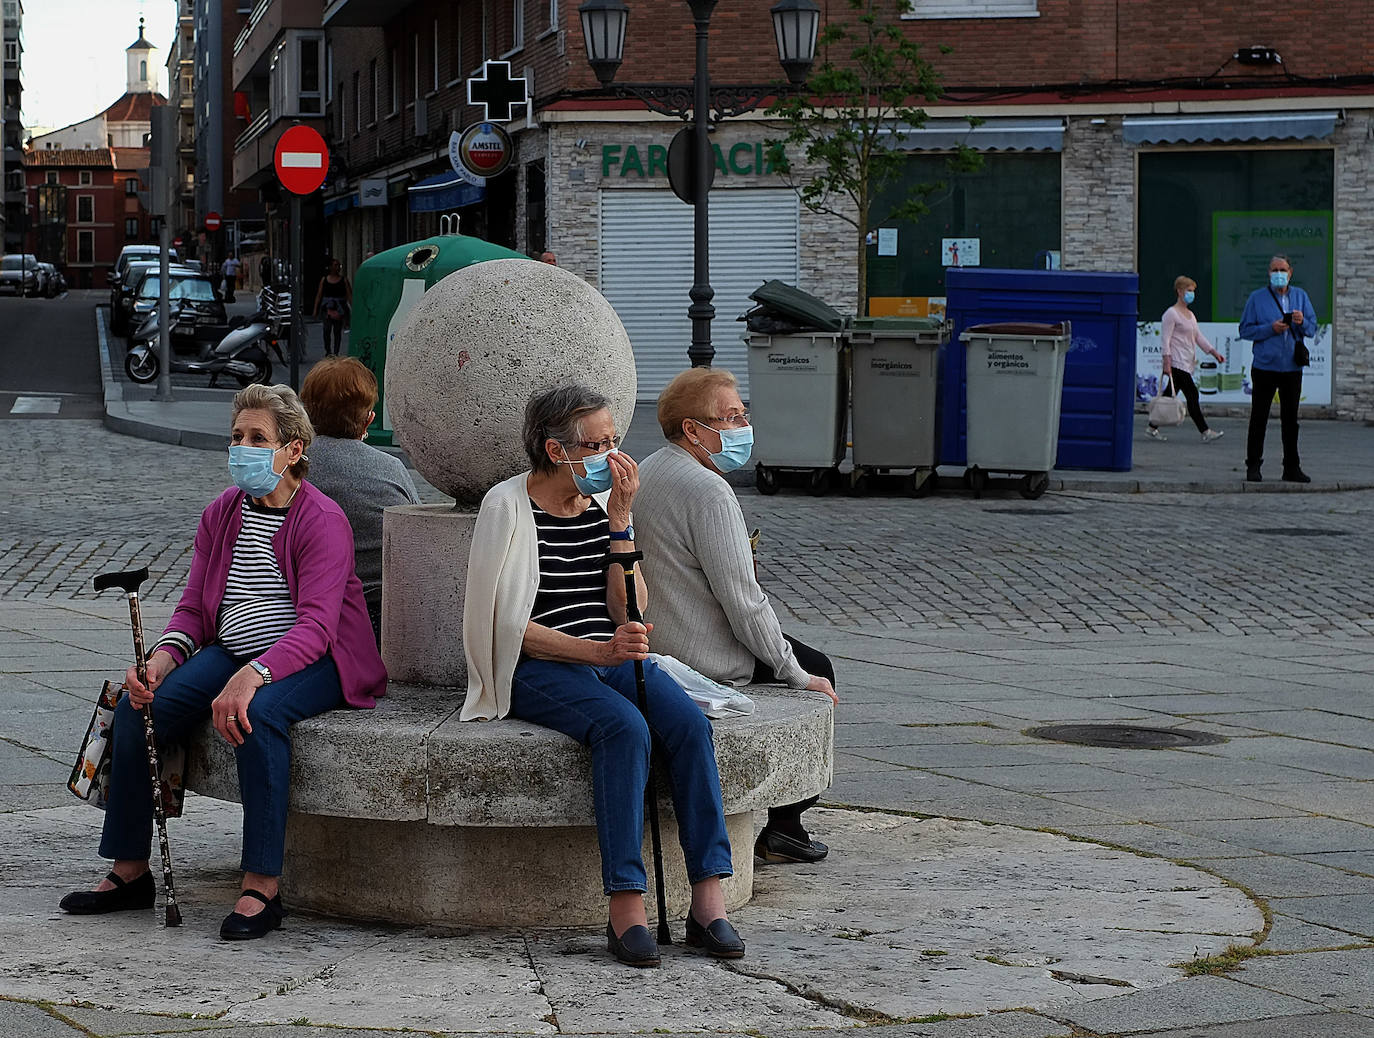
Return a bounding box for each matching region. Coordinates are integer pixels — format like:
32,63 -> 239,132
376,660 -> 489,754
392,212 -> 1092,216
67,681 -> 186,817
650,654 -> 756,719
1148,376 -> 1188,427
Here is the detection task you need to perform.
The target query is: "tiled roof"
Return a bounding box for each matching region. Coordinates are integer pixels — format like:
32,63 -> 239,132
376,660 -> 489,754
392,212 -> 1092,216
112,147 -> 152,170
102,92 -> 167,123
23,148 -> 116,168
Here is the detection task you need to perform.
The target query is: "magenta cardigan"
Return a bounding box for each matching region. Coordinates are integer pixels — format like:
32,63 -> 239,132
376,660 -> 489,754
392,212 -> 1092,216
158,482 -> 387,708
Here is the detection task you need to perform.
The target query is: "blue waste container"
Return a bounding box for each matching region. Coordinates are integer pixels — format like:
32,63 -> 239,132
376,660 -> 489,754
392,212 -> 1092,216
940,268 -> 1139,471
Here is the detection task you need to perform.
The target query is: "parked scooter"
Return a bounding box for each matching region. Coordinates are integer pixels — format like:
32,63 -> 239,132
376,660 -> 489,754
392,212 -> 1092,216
124,294 -> 288,387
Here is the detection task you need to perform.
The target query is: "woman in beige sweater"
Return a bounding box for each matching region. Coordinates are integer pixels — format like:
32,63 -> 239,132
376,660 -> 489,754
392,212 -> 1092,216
635,368 -> 838,866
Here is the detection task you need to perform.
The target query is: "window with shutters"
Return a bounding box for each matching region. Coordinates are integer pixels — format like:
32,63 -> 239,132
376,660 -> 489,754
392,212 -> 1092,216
77,195 -> 94,223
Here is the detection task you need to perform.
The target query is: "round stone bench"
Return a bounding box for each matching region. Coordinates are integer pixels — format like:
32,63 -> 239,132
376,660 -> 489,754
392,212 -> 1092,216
183,683 -> 833,927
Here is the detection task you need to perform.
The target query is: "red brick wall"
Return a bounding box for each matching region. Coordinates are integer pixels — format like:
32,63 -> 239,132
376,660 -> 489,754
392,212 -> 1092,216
23,164 -> 145,286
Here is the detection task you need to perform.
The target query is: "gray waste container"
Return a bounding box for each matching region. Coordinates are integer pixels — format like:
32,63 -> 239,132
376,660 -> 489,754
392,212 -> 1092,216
747,330 -> 847,495
848,315 -> 947,496
959,321 -> 1071,500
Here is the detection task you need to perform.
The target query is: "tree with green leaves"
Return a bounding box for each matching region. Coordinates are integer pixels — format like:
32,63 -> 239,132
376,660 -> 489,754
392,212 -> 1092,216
767,0 -> 980,315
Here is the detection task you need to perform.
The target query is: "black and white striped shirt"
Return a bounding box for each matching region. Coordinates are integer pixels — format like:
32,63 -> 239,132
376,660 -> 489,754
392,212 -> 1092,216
530,499 -> 615,642
216,498 -> 298,658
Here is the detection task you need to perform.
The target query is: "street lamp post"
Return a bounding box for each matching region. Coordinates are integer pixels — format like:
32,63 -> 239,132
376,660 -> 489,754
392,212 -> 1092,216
579,0 -> 819,368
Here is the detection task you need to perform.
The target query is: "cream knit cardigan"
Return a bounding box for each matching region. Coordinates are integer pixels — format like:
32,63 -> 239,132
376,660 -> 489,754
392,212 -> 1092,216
460,471 -> 614,721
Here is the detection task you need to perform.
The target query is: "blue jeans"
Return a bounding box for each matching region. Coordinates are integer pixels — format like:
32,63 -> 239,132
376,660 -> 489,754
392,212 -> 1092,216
510,656 -> 733,895
99,645 -> 344,876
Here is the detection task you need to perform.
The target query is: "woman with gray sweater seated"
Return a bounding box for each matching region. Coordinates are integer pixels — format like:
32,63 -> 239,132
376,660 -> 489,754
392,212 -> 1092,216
634,367 -> 838,866
300,358 -> 421,643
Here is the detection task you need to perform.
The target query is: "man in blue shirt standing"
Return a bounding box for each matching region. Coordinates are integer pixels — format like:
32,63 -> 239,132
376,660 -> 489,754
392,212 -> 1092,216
1238,254 -> 1317,483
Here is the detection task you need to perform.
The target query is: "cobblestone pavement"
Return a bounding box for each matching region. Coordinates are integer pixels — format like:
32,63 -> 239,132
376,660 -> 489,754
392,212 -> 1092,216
4,420 -> 1372,642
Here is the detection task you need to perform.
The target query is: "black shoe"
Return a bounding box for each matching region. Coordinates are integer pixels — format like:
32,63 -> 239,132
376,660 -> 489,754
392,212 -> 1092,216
220,889 -> 285,941
60,870 -> 155,915
1283,467 -> 1311,483
606,922 -> 660,967
685,912 -> 745,959
1246,466 -> 1263,483
754,827 -> 829,864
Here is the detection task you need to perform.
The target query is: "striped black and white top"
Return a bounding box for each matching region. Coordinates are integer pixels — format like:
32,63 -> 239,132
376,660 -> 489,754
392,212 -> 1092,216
529,499 -> 615,642
216,498 -> 298,658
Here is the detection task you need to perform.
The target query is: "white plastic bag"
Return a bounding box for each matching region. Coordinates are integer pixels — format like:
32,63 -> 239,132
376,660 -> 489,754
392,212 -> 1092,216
650,653 -> 755,719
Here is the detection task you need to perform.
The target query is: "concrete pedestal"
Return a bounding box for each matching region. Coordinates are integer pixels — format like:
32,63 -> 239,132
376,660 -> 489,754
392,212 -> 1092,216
382,504 -> 475,687
282,811 -> 755,928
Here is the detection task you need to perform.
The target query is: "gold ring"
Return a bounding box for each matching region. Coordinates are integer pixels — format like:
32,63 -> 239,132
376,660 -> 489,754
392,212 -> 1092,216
227,715 -> 238,722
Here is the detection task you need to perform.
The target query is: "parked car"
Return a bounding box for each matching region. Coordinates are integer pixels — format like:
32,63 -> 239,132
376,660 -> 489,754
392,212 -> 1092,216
38,263 -> 67,297
0,254 -> 41,296
127,270 -> 227,344
108,245 -> 178,319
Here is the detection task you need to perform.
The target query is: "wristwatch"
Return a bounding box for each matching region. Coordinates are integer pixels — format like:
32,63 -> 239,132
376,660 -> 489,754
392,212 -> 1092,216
609,524 -> 634,541
248,660 -> 272,684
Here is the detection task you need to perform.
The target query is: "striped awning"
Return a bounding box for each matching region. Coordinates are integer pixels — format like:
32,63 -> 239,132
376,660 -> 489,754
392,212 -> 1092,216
881,117 -> 1065,152
1123,110 -> 1339,145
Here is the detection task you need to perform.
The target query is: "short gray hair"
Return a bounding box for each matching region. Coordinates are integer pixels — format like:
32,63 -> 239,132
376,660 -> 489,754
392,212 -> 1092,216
523,385 -> 610,474
232,383 -> 314,478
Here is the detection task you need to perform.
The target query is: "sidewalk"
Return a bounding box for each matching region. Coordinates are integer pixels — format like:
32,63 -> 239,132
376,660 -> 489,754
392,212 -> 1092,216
96,302 -> 1374,493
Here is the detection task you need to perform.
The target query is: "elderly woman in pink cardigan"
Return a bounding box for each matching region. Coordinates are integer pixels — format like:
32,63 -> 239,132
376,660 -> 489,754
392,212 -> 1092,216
60,384 -> 386,941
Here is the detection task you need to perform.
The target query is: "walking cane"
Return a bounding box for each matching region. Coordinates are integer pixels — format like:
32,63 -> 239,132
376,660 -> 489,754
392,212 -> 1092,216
615,550 -> 672,946
93,566 -> 183,927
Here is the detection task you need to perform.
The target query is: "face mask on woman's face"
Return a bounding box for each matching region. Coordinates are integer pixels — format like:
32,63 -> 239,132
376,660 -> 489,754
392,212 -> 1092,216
228,445 -> 286,497
701,425 -> 754,473
1183,290 -> 1196,304
559,447 -> 616,495
1270,270 -> 1290,289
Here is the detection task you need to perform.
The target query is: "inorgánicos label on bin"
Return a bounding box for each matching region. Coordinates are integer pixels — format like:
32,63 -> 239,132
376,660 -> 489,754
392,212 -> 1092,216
985,348 -> 1033,374
869,357 -> 916,375
768,352 -> 817,371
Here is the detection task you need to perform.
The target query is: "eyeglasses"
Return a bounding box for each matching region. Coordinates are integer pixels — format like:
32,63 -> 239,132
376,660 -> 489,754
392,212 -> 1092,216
565,436 -> 622,454
697,412 -> 750,428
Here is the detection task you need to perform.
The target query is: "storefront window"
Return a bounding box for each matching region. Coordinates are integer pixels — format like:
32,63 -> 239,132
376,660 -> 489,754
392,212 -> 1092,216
1137,148 -> 1334,405
866,151 -> 1061,315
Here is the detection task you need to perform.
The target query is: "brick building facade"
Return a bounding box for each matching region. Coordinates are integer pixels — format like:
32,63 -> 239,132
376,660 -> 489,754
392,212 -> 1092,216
305,1 -> 1373,412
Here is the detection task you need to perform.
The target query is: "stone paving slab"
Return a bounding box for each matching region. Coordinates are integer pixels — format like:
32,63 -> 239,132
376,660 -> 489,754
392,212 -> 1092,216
1129,1013 -> 1374,1038
1047,974 -> 1323,1034
1228,949 -> 1374,1012
0,803 -> 1260,1033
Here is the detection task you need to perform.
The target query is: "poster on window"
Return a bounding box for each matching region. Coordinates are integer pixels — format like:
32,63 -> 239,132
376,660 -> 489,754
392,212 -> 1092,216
1135,321 -> 1331,406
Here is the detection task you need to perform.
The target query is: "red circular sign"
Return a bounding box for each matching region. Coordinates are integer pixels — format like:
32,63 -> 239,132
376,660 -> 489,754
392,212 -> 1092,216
458,122 -> 512,179
274,126 -> 330,195
204,211 -> 222,231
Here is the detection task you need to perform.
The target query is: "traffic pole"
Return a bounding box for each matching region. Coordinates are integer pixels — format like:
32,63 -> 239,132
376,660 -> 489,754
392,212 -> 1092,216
290,194 -> 303,392
156,221 -> 172,401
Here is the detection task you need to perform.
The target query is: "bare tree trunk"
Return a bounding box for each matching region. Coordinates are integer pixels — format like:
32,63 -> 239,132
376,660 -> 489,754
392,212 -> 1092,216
856,189 -> 869,317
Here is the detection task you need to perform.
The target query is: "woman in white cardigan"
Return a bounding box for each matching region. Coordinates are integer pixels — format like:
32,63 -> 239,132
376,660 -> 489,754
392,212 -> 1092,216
461,384 -> 742,968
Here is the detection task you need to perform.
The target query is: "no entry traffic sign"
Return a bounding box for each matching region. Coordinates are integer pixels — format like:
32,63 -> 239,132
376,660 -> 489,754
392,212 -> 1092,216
204,211 -> 222,231
274,126 -> 330,195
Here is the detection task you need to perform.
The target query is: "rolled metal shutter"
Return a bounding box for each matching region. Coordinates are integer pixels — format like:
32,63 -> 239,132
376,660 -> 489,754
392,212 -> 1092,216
599,189 -> 801,400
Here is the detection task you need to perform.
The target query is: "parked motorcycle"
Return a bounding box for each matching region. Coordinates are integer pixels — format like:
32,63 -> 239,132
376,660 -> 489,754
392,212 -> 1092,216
124,297 -> 287,387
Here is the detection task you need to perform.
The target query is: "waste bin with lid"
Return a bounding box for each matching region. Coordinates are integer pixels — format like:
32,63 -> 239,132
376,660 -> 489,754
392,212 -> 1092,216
349,234 -> 526,445
743,280 -> 848,496
959,321 -> 1071,499
847,315 -> 947,496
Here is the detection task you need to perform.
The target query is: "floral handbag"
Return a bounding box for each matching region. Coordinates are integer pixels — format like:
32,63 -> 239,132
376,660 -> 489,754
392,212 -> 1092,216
68,680 -> 186,817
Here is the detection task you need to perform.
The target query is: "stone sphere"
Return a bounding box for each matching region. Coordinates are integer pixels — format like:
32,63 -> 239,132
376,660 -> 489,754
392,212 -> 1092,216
386,258 -> 637,503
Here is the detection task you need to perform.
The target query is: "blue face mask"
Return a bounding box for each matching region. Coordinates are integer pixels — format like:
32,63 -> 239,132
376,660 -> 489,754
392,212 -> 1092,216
561,447 -> 616,495
703,425 -> 754,473
1270,271 -> 1290,290
228,444 -> 287,498
1183,290 -> 1195,304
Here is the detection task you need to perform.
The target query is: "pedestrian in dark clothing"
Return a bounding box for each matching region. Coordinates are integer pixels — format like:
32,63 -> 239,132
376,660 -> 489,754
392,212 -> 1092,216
313,260 -> 351,357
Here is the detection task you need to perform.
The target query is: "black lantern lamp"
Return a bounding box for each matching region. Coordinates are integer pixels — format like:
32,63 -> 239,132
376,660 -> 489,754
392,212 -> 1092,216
770,0 -> 821,86
578,0 -> 629,86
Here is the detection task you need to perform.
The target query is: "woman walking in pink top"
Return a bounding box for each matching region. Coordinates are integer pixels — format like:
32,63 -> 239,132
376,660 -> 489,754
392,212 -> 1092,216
1149,275 -> 1227,442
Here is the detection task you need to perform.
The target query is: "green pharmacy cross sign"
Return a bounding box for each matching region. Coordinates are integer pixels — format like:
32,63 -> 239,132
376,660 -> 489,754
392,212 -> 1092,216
467,61 -> 529,123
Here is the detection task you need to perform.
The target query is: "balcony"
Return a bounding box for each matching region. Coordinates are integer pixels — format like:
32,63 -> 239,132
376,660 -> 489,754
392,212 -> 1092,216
233,0 -> 320,87
322,0 -> 418,26
232,112 -> 326,190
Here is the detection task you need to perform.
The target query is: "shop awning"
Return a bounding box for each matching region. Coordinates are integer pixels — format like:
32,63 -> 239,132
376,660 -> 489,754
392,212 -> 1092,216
1122,110 -> 1339,145
409,171 -> 486,213
323,192 -> 358,217
881,117 -> 1065,152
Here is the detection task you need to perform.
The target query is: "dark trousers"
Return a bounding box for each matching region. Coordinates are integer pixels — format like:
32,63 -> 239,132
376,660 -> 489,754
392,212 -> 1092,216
754,634 -> 835,839
1246,367 -> 1303,471
1154,370 -> 1209,434
222,274 -> 236,303
322,317 -> 344,356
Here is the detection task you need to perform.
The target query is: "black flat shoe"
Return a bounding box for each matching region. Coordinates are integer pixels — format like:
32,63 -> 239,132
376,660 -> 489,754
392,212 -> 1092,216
755,827 -> 830,864
220,889 -> 285,941
60,870 -> 155,915
606,922 -> 660,967
685,912 -> 745,959
1283,468 -> 1311,483
1246,466 -> 1263,482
